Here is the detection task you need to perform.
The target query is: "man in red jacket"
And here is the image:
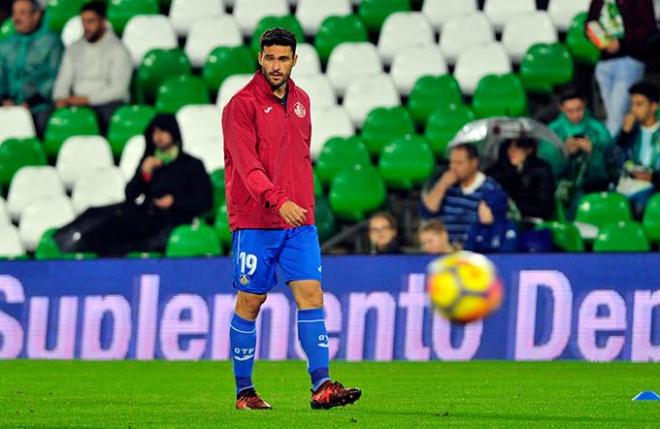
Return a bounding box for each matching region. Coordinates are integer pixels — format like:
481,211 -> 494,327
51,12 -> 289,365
222,28 -> 361,411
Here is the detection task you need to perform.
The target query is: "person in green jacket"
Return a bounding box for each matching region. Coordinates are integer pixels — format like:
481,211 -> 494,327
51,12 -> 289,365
0,0 -> 63,136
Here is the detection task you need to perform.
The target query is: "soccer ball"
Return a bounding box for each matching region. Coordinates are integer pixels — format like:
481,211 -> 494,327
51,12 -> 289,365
426,251 -> 503,323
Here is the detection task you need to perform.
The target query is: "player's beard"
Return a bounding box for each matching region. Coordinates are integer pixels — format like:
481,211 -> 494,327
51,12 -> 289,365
262,68 -> 290,91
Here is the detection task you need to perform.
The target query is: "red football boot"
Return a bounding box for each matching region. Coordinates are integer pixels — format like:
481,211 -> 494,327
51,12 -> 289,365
235,388 -> 272,410
310,381 -> 362,410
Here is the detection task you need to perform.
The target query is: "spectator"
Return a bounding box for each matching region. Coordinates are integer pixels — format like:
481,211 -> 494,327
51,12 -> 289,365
616,81 -> 660,216
487,138 -> 555,220
587,0 -> 657,137
420,143 -> 509,249
367,212 -> 401,254
54,114 -> 213,256
418,219 -> 454,254
53,1 -> 132,133
0,0 -> 63,136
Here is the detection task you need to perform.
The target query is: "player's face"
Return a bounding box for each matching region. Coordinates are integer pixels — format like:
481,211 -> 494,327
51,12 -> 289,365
13,0 -> 41,34
368,216 -> 396,250
81,10 -> 105,42
419,230 -> 449,254
449,148 -> 478,182
630,94 -> 657,123
259,45 -> 297,90
561,98 -> 585,124
152,127 -> 174,150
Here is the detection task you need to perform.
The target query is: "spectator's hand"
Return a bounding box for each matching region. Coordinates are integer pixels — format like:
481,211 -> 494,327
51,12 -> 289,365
576,137 -> 593,155
153,194 -> 174,209
279,200 -> 307,227
437,170 -> 458,190
565,138 -> 580,155
633,171 -> 653,182
68,96 -> 90,106
622,112 -> 636,133
605,38 -> 620,54
1,99 -> 15,107
478,201 -> 494,225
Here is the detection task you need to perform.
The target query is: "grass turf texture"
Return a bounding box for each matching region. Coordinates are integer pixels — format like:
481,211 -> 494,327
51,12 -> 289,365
1,361 -> 659,428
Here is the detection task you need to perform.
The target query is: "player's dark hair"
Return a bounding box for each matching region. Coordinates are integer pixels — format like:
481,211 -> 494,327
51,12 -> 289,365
369,211 -> 397,230
81,1 -> 107,18
260,28 -> 297,54
451,143 -> 479,160
629,81 -> 660,104
557,84 -> 586,104
419,219 -> 447,235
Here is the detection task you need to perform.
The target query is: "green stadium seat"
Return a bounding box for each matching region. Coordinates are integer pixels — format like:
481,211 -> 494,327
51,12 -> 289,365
0,138 -> 47,190
210,168 -> 226,211
213,203 -> 231,250
315,136 -> 371,186
315,196 -> 335,242
472,73 -> 528,118
250,15 -> 305,57
44,107 -> 100,157
407,74 -> 462,127
424,103 -> 475,158
126,251 -> 162,258
358,0 -> 410,33
107,0 -> 160,34
642,193 -> 660,243
314,15 -> 369,63
136,48 -> 192,103
203,46 -> 255,93
593,221 -> 650,252
0,17 -> 14,40
313,169 -> 323,196
35,229 -> 97,260
166,223 -> 222,257
361,106 -> 415,156
46,0 -> 89,33
107,105 -> 156,157
575,192 -> 631,229
329,165 -> 386,221
155,75 -> 209,114
520,43 -> 574,93
379,135 -> 434,190
536,221 -> 584,252
566,13 -> 600,65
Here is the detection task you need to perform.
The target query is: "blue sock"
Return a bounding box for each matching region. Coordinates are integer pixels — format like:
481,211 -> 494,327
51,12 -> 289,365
297,308 -> 330,391
230,313 -> 256,395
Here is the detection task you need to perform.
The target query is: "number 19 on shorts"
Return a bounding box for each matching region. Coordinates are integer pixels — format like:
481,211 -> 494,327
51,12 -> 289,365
238,252 -> 257,275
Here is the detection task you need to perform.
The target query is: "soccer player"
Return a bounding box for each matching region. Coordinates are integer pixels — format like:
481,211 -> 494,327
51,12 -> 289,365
221,28 -> 362,410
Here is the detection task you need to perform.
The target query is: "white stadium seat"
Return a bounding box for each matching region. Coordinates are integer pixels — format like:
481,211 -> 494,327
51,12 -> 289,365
119,135 -> 146,180
71,167 -> 126,215
176,104 -> 222,149
454,42 -> 511,94
61,16 -> 116,47
0,225 -> 25,258
233,0 -> 289,36
169,0 -> 225,37
56,136 -> 114,189
378,12 -> 435,65
296,0 -> 351,35
502,12 -> 558,62
122,15 -> 178,66
0,197 -> 9,226
390,45 -> 447,96
291,43 -> 321,79
19,196 -> 75,252
184,15 -> 242,68
310,105 -> 354,160
422,0 -> 478,31
7,166 -> 66,222
484,0 -> 536,31
548,0 -> 590,31
343,74 -> 400,128
293,74 -> 336,109
326,42 -> 382,97
439,12 -> 494,64
217,74 -> 253,110
0,106 -> 36,147
186,138 -> 224,172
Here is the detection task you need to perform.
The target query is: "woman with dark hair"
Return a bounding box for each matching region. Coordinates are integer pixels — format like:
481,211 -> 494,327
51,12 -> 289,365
55,113 -> 213,256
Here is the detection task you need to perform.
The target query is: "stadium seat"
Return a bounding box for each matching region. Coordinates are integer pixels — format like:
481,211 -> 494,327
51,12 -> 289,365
315,196 -> 335,241
454,42 -> 511,95
176,104 -> 222,148
377,12 -> 435,65
216,74 -> 253,109
565,12 -> 600,64
0,18 -> 14,40
233,0 -> 289,36
390,45 -> 447,96
61,16 -> 83,47
361,106 -> 415,155
119,135 -> 146,179
407,74 -> 462,127
250,15 -> 305,57
108,0 -> 160,35
502,12 -> 558,62
326,42 -> 382,97
213,202 -> 231,249
575,192 -> 632,230
310,105 -> 354,160
316,136 -> 371,186
46,0 -> 88,33
329,165 -> 386,221
358,0 -> 411,33
7,166 -> 66,221
292,75 -> 336,109
313,169 -> 323,196
296,0 -> 352,36
520,43 -> 574,93
536,221 -> 584,252
425,103 -> 475,157
314,15 -> 368,64
379,135 -> 435,190
422,0 -> 478,31
594,221 -> 650,252
0,225 -> 26,259
0,138 -> 47,191
185,15 -> 242,68
343,74 -> 400,128
642,193 -> 660,243
71,167 -> 126,214
107,105 -> 156,157
56,136 -> 114,189
136,49 -> 192,103
156,75 -> 210,114
439,12 -> 494,65
0,197 -> 9,226
185,138 -> 224,172
35,228 -> 97,260
548,0 -> 590,31
166,223 -> 222,257
291,44 -> 321,79
44,107 -> 100,158
0,106 -> 36,148
19,196 -> 75,252
484,0 -> 536,31
210,168 -> 225,210
472,73 -> 528,118
203,46 -> 255,93
168,0 -> 225,37
122,15 -> 178,66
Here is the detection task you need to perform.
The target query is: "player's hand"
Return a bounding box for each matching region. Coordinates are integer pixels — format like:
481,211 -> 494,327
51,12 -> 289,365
478,201 -> 494,225
153,194 -> 174,209
279,200 -> 307,227
141,156 -> 162,175
622,113 -> 636,133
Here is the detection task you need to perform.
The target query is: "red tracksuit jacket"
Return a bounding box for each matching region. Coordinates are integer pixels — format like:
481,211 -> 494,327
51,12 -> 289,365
222,71 -> 315,231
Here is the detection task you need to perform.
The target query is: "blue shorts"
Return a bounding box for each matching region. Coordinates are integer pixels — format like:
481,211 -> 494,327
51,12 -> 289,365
231,225 -> 322,294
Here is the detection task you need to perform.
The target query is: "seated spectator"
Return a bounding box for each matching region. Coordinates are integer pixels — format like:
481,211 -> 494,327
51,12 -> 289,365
0,0 -> 63,135
54,114 -> 213,256
616,81 -> 660,216
367,211 -> 401,254
418,219 -> 454,254
53,1 -> 132,133
487,138 -> 555,221
420,143 -> 509,249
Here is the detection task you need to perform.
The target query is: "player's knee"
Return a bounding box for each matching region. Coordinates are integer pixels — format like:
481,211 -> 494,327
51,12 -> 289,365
235,292 -> 267,319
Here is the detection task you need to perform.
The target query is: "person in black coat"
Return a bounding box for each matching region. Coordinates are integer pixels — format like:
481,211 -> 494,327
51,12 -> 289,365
55,113 -> 213,256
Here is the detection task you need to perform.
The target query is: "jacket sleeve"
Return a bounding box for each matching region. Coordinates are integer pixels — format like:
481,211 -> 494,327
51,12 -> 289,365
222,97 -> 289,210
125,162 -> 149,200
88,44 -> 132,105
534,163 -> 556,218
35,36 -> 64,102
171,159 -> 213,216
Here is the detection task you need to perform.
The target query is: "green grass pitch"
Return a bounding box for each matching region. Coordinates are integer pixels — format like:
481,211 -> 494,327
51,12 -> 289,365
1,360 -> 659,428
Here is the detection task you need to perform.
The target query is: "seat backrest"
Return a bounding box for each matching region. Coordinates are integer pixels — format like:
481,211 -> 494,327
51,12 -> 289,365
548,0 -> 590,31
643,193 -> 660,242
107,105 -> 156,156
0,138 -> 47,189
295,0 -> 351,35
291,43 -> 321,79
0,196 -> 9,226
407,74 -> 462,127
358,0 -> 411,33
0,106 -> 36,147
61,15 -> 83,47
120,135 -> 146,179
122,15 -> 178,66
108,0 -> 160,34
593,221 -> 650,252
7,166 -> 66,221
71,167 -> 127,214
0,225 -> 25,258
316,136 -> 371,185
390,45 -> 447,96
329,165 -> 386,221
361,106 -> 415,155
472,73 -> 528,118
185,137 -> 225,172
156,75 -> 210,113
439,12 -> 494,64
137,48 -> 192,101
425,103 -> 475,157
177,104 -> 223,154
484,0 -> 536,31
310,105 -> 355,160
343,74 -> 401,128
203,46 -> 255,93
454,42 -> 511,94
314,15 -> 368,63
422,0 -> 478,31
378,134 -> 435,190
292,74 -> 337,109
377,12 -> 435,65
166,223 -> 222,256
169,0 -> 225,37
184,15 -> 242,68
18,196 -> 75,252
233,0 -> 289,35
56,136 -> 114,189
249,15 -> 305,56
216,74 -> 253,110
575,192 -> 632,228
326,42 -> 382,96
44,107 -> 100,157
502,11 -> 558,62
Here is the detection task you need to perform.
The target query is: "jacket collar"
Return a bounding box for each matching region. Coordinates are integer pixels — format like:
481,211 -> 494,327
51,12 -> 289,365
253,71 -> 296,103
